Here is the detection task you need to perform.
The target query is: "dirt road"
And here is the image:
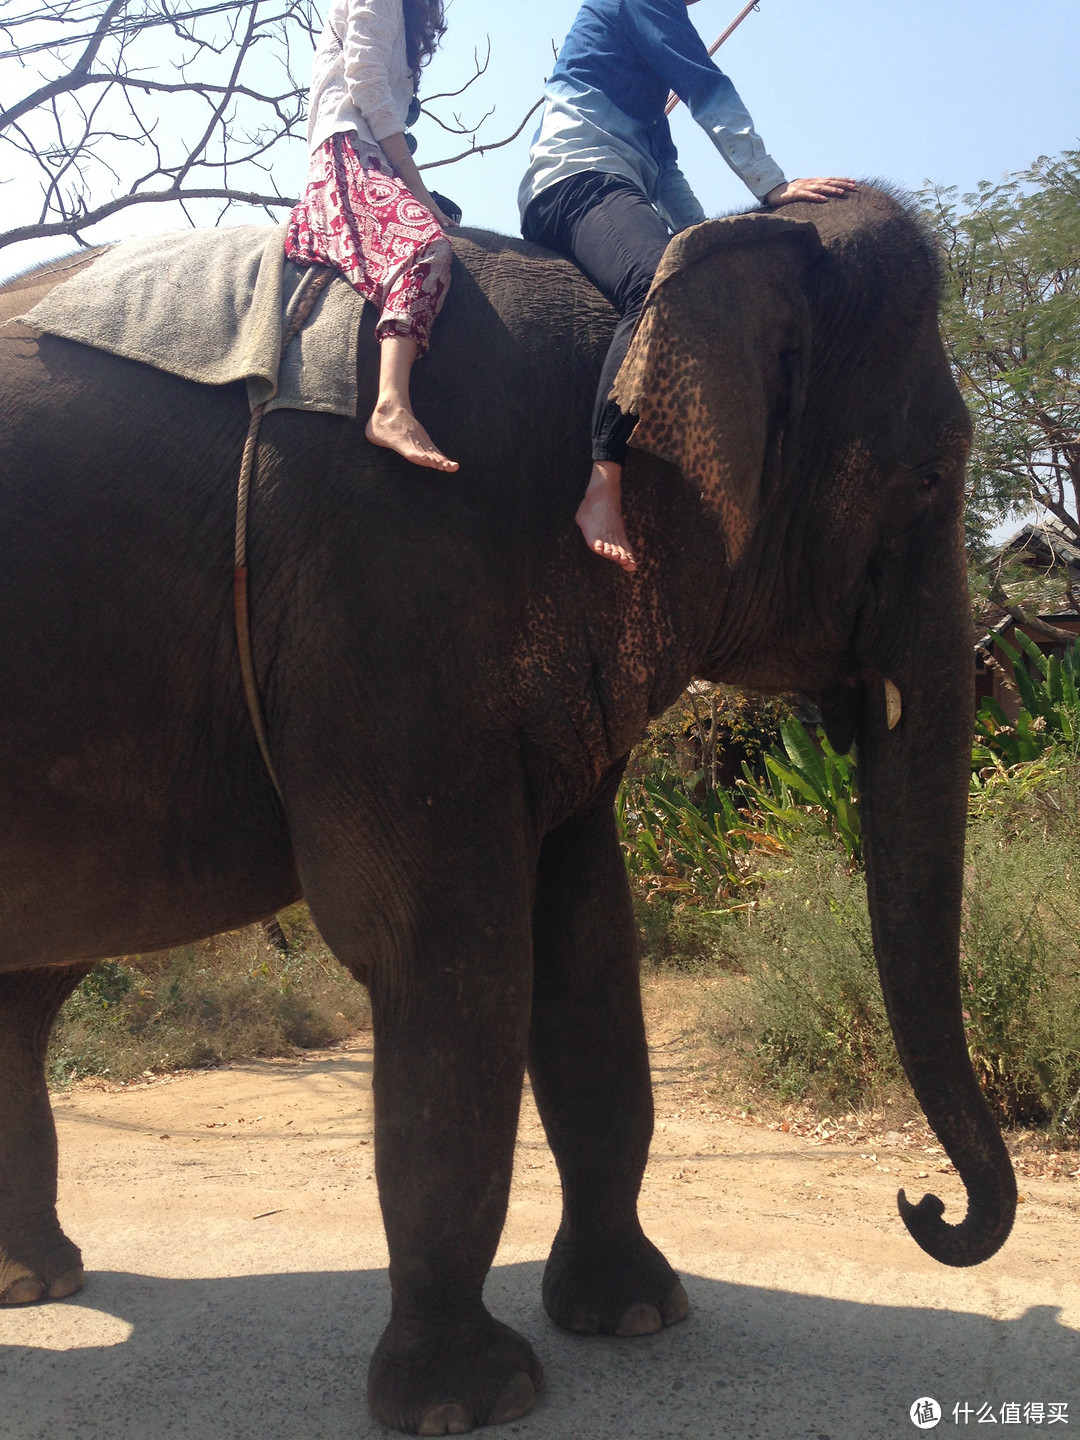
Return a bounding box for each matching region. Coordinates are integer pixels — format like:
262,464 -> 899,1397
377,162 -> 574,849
2,984 -> 1078,1440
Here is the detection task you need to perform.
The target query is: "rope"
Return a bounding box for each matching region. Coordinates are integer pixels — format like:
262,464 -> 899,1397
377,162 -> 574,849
234,264 -> 334,803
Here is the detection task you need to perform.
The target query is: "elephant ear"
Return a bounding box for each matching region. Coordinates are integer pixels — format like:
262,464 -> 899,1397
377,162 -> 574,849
613,212 -> 822,566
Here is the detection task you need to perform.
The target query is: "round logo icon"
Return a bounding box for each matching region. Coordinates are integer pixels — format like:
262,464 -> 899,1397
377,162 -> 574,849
910,1398 -> 942,1430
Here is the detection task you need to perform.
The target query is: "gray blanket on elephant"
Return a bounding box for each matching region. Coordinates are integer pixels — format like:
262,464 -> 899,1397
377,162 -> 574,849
17,225 -> 366,417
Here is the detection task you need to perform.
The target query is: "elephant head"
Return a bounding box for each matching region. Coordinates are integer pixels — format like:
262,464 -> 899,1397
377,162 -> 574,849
615,190 -> 1016,1268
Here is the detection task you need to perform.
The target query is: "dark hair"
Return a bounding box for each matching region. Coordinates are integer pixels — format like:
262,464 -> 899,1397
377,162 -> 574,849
403,0 -> 446,74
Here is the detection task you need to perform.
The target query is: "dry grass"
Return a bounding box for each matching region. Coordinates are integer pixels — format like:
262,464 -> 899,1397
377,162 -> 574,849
638,755 -> 1080,1140
47,904 -> 370,1086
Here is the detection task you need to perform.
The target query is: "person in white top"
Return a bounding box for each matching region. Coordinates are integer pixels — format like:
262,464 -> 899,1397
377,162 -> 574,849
287,0 -> 459,472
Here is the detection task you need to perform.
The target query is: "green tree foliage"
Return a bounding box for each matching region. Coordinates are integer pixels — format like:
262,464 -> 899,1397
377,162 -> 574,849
923,150 -> 1080,595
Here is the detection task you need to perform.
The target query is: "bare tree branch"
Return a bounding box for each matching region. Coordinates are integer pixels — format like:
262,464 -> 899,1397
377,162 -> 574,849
1,0 -> 273,57
419,98 -> 541,173
0,0 -> 127,131
423,104 -> 496,139
420,40 -> 491,103
1,0 -> 317,256
1,187 -> 297,249
1,2 -> 539,260
171,0 -> 259,190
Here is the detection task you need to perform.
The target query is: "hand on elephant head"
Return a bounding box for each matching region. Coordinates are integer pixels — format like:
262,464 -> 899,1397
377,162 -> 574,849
765,177 -> 858,206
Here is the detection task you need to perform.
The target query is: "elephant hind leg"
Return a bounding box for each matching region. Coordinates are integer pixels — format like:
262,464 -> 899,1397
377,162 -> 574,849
291,773 -> 544,1434
0,962 -> 93,1304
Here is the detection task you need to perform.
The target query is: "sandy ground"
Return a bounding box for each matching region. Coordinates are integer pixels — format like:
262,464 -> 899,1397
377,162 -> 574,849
2,981 -> 1078,1440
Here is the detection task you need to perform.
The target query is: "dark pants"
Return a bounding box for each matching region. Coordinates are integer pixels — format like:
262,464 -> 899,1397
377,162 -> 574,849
522,171 -> 671,464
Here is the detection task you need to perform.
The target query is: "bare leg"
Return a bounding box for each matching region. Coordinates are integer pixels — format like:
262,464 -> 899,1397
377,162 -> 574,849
0,963 -> 93,1304
575,461 -> 637,572
365,335 -> 459,474
529,772 -> 686,1335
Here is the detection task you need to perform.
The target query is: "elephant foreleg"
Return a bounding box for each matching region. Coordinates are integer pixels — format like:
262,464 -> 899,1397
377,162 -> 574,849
0,962 -> 93,1304
529,771 -> 688,1337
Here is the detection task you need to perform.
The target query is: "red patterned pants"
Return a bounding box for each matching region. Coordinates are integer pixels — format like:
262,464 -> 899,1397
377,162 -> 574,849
286,132 -> 452,356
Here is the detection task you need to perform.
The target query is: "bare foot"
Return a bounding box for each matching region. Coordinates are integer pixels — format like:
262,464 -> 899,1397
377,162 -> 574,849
365,402 -> 459,473
575,462 -> 637,572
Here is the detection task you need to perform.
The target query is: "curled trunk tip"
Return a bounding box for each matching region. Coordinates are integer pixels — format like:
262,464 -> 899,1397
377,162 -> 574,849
897,1169 -> 1016,1267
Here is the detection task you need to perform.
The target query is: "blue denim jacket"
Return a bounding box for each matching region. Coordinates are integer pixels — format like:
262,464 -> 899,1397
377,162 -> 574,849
518,0 -> 785,233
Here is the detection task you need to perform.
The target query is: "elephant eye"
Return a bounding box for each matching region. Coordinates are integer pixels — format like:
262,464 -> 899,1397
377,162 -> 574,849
920,472 -> 940,490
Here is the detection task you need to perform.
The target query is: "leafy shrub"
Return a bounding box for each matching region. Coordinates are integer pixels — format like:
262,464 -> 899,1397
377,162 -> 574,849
626,684 -> 790,792
961,822 -> 1080,1134
700,767 -> 1080,1133
740,718 -> 861,865
618,774 -> 784,911
633,896 -> 751,973
618,711 -> 858,922
967,754 -> 1068,830
705,847 -> 899,1105
975,632 -> 1080,766
48,904 -> 370,1085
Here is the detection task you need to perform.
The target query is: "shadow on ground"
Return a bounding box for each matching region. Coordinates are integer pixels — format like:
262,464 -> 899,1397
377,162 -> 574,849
2,1263 -> 1077,1440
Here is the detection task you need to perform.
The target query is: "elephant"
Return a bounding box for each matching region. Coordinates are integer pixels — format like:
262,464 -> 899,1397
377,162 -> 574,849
0,185 -> 1015,1435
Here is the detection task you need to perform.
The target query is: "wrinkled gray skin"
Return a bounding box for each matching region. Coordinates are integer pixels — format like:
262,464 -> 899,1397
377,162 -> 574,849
0,186 -> 1014,1435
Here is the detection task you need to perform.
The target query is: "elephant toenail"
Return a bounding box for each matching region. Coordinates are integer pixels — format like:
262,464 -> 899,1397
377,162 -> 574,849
569,1308 -> 600,1333
1,1276 -> 45,1305
614,1302 -> 663,1337
490,1372 -> 537,1424
417,1402 -> 473,1436
48,1266 -> 85,1300
663,1280 -> 689,1326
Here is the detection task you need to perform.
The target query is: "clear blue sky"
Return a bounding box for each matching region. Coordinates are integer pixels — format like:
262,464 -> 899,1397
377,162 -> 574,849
4,0 -> 1080,277
409,0 -> 1080,234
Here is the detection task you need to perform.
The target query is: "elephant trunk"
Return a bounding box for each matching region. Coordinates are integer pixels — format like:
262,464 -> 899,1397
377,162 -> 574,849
857,557 -> 1016,1267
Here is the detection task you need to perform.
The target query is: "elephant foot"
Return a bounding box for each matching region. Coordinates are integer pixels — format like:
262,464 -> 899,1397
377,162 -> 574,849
542,1225 -> 688,1337
368,1311 -> 544,1435
0,1227 -> 85,1305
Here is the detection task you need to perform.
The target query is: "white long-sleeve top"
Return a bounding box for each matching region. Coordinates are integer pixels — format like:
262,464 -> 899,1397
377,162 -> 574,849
306,0 -> 415,154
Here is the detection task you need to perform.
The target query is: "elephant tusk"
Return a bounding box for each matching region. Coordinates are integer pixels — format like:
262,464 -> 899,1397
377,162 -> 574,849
884,679 -> 902,730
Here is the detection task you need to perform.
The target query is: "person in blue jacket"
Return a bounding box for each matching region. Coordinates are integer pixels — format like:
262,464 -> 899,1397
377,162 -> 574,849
520,0 -> 855,571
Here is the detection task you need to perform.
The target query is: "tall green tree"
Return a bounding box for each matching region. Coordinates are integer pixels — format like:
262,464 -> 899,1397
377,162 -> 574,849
923,150 -> 1080,622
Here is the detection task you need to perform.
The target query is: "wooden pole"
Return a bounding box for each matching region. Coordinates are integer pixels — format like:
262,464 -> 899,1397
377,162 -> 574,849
665,0 -> 760,116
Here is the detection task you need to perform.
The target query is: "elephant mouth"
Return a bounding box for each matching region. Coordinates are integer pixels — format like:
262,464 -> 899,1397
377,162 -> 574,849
817,670 -> 862,755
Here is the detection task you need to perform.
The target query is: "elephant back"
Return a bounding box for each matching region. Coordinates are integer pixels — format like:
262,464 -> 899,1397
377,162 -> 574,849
445,227 -> 619,396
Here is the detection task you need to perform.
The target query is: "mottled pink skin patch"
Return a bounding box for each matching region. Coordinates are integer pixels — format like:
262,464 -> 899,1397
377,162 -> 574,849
824,439 -> 877,546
